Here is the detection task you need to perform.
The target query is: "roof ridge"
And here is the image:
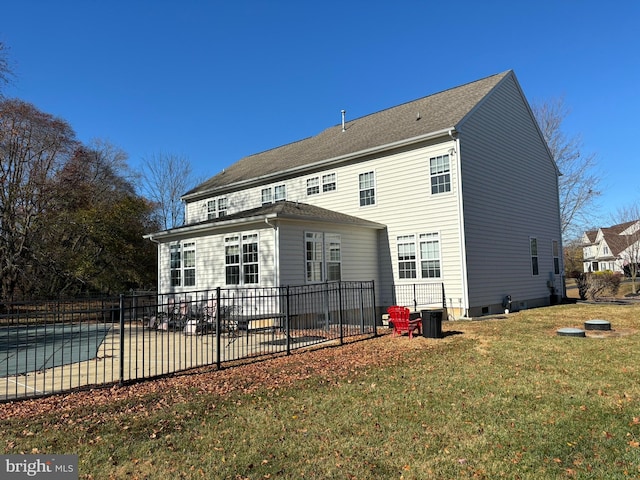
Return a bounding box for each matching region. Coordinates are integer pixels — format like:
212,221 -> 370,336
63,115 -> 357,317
184,70 -> 513,199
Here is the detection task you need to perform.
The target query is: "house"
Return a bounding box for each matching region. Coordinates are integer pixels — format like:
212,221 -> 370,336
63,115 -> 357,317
582,220 -> 640,275
145,70 -> 563,318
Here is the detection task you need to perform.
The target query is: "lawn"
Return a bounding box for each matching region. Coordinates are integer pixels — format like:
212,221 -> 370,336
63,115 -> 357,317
2,302 -> 640,479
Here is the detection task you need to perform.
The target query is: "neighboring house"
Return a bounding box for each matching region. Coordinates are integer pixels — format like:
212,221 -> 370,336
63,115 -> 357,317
582,220 -> 640,275
145,70 -> 563,318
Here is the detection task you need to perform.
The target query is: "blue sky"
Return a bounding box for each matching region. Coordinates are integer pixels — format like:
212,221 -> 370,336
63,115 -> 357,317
1,1 -> 638,227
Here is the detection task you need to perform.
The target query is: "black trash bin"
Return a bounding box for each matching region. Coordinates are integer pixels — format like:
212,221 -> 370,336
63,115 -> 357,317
421,309 -> 443,339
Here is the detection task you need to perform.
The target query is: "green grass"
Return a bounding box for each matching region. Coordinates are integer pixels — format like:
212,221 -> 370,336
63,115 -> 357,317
3,303 -> 640,479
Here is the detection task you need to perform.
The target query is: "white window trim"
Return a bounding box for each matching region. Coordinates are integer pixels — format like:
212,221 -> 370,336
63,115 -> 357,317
358,170 -> 376,207
306,177 -> 320,196
419,232 -> 442,279
207,198 -> 227,219
225,233 -> 259,286
396,232 -> 442,280
429,153 -> 452,195
305,232 -> 342,283
397,234 -> 417,279
307,173 -> 337,196
322,172 -> 337,193
169,241 -> 196,287
274,184 -> 287,202
261,188 -> 273,205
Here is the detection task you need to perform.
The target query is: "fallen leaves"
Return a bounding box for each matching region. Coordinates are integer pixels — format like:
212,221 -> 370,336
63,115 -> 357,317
0,334 -> 413,423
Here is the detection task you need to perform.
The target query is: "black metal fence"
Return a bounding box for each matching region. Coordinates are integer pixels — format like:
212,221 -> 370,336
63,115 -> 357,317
0,281 -> 376,402
390,283 -> 446,311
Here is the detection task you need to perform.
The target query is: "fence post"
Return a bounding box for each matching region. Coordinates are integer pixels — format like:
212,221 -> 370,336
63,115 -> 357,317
285,286 -> 291,355
119,293 -> 125,386
216,287 -> 221,369
359,282 -> 365,334
371,280 -> 378,337
441,283 -> 446,309
338,282 -> 344,345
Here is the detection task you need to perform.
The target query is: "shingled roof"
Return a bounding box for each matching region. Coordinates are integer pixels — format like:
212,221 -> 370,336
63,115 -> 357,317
600,221 -> 640,256
184,70 -> 512,200
147,201 -> 384,240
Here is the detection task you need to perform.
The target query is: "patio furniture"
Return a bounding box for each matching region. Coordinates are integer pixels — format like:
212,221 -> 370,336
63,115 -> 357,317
184,298 -> 217,335
388,306 -> 421,339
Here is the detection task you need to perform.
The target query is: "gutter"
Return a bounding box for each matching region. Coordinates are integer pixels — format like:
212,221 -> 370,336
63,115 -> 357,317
146,208 -> 385,241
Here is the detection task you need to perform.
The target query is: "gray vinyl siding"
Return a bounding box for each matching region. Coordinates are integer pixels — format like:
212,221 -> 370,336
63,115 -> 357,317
277,221 -> 379,287
459,75 -> 561,313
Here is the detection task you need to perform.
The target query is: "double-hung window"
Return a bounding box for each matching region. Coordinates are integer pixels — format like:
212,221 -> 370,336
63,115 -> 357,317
261,188 -> 273,205
170,242 -> 196,287
207,201 -> 216,220
225,234 -> 259,285
274,185 -> 286,202
170,244 -> 181,286
552,240 -> 560,275
242,234 -> 259,284
262,185 -> 286,204
307,174 -> 337,196
420,233 -> 441,278
217,198 -> 228,217
326,234 -> 341,281
207,198 -> 228,219
359,171 -> 375,206
307,177 -> 320,196
530,238 -> 539,275
305,232 -> 341,282
322,173 -> 336,192
305,233 -> 323,282
183,242 -> 196,286
397,235 -> 417,279
397,233 -> 442,279
430,154 -> 451,194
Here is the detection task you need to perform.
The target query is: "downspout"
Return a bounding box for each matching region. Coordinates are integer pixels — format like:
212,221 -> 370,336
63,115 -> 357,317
450,129 -> 470,318
265,218 -> 279,287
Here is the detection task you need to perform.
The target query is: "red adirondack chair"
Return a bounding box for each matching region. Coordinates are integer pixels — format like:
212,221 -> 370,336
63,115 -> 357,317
387,306 -> 421,339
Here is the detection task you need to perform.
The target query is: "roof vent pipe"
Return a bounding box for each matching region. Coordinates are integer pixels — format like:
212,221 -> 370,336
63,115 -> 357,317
341,110 -> 346,132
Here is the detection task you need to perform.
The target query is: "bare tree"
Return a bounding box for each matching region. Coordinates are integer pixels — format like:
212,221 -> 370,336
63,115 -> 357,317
137,153 -> 197,230
0,41 -> 13,97
533,97 -> 601,240
0,99 -> 77,300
